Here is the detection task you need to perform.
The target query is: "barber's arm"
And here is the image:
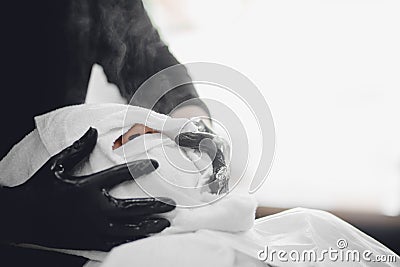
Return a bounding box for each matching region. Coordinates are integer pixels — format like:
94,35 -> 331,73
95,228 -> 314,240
93,0 -> 209,118
0,128 -> 175,251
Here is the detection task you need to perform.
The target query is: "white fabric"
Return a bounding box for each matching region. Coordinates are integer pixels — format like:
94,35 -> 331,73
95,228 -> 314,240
1,103 -> 206,200
0,129 -> 49,187
0,103 -> 256,261
98,208 -> 399,267
248,208 -> 400,266
0,103 -> 200,187
1,103 -> 397,266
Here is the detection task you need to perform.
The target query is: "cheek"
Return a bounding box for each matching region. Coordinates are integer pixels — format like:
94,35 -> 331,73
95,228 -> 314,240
113,124 -> 159,150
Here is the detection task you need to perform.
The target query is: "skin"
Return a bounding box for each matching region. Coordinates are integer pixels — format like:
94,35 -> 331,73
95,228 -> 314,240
112,124 -> 159,150
112,105 -> 211,150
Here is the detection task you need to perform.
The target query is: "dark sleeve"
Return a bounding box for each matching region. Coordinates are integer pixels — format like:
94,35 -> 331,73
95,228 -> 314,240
0,244 -> 87,267
93,0 -> 209,115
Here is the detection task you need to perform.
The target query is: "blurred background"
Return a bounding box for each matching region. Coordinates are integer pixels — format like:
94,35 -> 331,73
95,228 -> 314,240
86,0 -> 400,253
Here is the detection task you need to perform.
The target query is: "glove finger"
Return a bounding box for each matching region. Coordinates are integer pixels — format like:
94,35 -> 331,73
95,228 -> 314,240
94,159 -> 159,189
105,196 -> 176,217
175,132 -> 214,149
50,127 -> 98,175
211,149 -> 226,173
176,132 -> 219,161
176,132 -> 229,194
208,149 -> 229,194
56,157 -> 131,185
105,218 -> 170,238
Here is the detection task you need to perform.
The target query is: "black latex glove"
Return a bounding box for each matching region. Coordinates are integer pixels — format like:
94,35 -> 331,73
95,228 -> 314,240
0,128 -> 175,251
175,131 -> 229,195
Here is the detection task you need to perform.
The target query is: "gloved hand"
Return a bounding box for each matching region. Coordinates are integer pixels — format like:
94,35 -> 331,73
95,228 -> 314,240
175,129 -> 230,195
0,128 -> 175,251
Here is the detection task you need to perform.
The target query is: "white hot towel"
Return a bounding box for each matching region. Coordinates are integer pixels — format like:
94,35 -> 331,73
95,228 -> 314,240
0,103 -> 256,261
